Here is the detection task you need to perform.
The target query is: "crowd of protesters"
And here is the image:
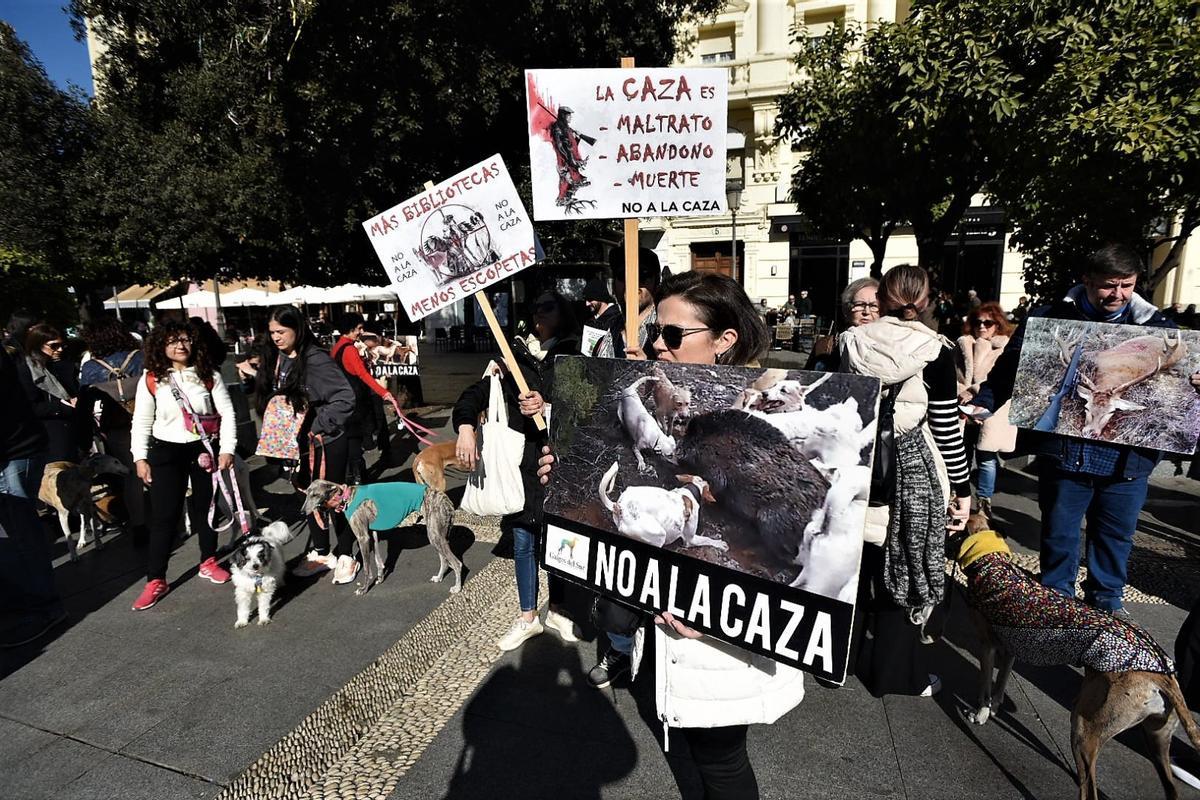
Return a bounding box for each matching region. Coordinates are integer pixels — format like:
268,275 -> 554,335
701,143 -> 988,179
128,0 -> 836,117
3,242 -> 1200,798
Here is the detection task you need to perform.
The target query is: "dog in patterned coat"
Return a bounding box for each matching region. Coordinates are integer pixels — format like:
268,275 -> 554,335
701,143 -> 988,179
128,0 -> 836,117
951,513 -> 1200,800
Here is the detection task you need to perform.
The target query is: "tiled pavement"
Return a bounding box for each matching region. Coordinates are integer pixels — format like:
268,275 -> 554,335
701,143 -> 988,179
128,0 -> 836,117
2,373 -> 1199,799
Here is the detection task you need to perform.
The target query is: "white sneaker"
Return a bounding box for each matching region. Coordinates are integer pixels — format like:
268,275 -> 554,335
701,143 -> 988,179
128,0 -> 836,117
919,674 -> 943,697
497,616 -> 543,651
330,555 -> 360,585
292,550 -> 334,577
543,609 -> 581,642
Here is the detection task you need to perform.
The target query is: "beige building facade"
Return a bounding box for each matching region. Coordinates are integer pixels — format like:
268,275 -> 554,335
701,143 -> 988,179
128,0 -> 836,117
644,0 -> 1199,322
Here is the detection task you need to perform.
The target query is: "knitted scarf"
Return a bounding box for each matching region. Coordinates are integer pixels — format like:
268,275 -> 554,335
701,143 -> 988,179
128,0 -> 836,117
883,426 -> 947,610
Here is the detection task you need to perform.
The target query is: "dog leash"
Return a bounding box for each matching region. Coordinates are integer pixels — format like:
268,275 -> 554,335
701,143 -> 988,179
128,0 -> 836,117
389,397 -> 440,446
209,467 -> 252,537
165,372 -> 252,538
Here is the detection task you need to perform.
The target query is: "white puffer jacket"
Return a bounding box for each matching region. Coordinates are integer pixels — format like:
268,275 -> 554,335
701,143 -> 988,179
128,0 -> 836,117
631,624 -> 805,744
839,317 -> 951,544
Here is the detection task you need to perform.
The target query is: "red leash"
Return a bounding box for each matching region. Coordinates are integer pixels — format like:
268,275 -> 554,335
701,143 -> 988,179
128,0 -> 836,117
389,397 -> 440,447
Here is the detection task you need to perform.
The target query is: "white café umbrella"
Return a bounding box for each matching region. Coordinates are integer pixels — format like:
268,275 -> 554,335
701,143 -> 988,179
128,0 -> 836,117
220,287 -> 278,307
155,290 -> 217,310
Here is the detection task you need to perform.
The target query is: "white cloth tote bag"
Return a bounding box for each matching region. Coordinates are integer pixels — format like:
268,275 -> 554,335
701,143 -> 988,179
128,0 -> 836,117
460,371 -> 526,517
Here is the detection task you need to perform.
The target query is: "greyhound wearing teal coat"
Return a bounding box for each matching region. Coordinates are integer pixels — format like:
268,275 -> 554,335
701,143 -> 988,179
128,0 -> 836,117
301,479 -> 460,595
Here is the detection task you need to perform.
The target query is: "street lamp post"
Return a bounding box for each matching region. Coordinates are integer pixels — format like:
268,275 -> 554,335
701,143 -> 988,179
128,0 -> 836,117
726,181 -> 743,284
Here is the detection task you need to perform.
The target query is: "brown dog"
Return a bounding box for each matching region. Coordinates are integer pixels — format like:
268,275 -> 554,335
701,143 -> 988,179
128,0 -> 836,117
39,454 -> 130,560
952,513 -> 1200,800
412,441 -> 463,494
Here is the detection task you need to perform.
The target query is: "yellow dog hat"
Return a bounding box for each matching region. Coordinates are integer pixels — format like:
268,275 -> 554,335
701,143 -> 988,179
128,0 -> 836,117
955,529 -> 1011,569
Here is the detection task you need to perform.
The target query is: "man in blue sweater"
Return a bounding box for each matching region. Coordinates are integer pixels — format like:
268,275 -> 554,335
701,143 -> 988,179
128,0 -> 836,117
973,244 -> 1200,616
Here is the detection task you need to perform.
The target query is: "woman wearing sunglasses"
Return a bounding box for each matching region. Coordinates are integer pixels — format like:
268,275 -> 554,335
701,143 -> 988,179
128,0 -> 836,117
955,302 -> 1017,518
605,271 -> 800,800
19,323 -> 89,463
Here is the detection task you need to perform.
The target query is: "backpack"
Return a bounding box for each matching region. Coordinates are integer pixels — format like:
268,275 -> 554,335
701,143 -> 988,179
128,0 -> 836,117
332,340 -> 377,437
868,384 -> 898,505
92,352 -> 141,414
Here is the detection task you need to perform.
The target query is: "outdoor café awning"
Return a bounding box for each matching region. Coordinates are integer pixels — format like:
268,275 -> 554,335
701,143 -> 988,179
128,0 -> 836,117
104,284 -> 179,310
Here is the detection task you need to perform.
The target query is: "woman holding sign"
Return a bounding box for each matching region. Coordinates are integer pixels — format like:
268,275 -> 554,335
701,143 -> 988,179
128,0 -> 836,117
454,291 -> 582,651
604,270 -> 798,800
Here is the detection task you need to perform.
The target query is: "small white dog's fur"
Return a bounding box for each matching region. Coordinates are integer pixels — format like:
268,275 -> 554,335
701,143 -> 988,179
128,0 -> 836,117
618,375 -> 676,473
598,461 -> 725,550
230,521 -> 293,628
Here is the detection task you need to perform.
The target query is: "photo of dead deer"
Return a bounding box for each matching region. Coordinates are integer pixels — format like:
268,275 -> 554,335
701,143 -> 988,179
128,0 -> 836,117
545,357 -> 881,603
1009,318 -> 1200,454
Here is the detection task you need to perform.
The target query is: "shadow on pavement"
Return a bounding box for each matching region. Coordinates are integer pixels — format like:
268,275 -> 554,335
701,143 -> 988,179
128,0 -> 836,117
440,635 -> 640,800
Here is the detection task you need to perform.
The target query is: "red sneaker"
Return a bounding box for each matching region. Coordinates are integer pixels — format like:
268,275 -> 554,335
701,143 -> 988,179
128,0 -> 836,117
132,579 -> 169,611
198,557 -> 231,584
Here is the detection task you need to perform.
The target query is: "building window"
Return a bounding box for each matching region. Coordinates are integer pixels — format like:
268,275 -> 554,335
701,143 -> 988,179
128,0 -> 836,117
698,26 -> 735,64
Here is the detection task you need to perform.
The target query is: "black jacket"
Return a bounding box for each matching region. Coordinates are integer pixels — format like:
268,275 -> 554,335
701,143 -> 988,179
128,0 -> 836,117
0,347 -> 47,462
451,335 -> 578,527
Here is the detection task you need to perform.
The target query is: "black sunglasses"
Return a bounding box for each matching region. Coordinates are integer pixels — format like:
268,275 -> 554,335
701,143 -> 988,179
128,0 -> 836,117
971,319 -> 997,328
646,323 -> 714,350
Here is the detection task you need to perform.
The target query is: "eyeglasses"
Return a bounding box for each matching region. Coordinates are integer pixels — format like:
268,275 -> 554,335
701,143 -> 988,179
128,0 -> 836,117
971,319 -> 997,329
850,301 -> 879,312
167,336 -> 193,346
45,341 -> 64,351
646,323 -> 714,350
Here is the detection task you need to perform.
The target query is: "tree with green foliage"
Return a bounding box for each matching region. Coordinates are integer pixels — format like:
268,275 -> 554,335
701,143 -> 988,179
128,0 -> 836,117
0,22 -> 92,324
71,0 -> 722,288
986,0 -> 1200,299
778,0 -> 1200,297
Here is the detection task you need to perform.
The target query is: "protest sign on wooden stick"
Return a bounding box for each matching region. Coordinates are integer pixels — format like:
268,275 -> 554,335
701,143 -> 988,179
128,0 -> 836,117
621,56 -> 640,351
361,157 -> 544,430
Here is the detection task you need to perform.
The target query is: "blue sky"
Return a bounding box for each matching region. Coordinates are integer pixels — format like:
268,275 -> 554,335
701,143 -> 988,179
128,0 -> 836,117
1,0 -> 93,96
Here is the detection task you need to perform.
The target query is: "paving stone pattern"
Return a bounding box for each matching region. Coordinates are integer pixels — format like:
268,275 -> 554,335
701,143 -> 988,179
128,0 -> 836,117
215,512 -> 521,800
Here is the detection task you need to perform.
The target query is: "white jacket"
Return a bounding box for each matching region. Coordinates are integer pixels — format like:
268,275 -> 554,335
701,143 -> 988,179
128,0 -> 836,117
839,317 -> 951,544
633,624 -> 805,744
131,367 -> 237,461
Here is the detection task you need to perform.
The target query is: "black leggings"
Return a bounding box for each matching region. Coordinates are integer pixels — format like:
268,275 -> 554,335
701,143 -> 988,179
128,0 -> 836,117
681,724 -> 758,800
296,434 -> 354,557
146,438 -> 216,580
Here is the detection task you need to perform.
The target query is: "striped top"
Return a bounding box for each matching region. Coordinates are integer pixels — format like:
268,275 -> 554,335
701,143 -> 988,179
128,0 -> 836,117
922,349 -> 971,496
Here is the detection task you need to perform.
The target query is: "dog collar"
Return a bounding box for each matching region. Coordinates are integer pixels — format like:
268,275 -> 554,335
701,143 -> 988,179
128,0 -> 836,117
956,530 -> 1011,569
254,575 -> 264,594
334,485 -> 355,513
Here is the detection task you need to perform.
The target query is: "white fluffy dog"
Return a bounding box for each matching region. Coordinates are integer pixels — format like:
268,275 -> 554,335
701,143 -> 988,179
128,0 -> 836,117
229,520 -> 294,628
598,461 -> 725,551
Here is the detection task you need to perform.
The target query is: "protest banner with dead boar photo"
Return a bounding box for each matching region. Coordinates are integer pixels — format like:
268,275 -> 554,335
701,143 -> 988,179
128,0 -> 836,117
1008,318 -> 1200,454
541,357 -> 881,682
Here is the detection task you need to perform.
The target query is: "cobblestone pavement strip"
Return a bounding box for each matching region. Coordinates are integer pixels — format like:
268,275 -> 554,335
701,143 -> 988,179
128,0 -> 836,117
215,512 -> 513,800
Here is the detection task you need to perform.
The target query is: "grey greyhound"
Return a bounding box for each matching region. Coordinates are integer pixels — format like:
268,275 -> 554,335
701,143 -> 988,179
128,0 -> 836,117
300,479 -> 460,596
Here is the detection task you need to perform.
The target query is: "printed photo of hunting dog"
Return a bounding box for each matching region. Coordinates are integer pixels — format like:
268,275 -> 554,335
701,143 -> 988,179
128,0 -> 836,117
544,357 -> 881,603
1009,318 -> 1200,455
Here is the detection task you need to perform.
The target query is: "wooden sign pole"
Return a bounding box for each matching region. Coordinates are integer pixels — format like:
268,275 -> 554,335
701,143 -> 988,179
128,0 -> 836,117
423,180 -> 546,431
621,55 -> 640,353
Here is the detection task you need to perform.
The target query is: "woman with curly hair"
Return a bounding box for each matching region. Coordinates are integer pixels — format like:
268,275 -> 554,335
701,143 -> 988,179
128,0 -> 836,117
130,319 -> 237,611
237,305 -> 355,582
80,316 -> 147,539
